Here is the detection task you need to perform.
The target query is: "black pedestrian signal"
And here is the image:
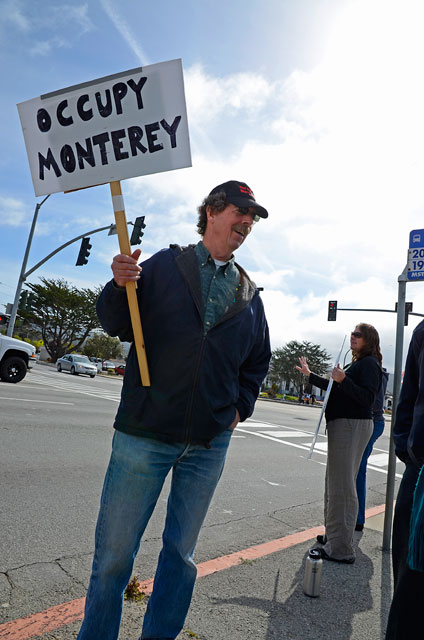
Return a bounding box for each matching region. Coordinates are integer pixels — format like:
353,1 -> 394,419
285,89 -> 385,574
328,300 -> 337,321
76,237 -> 92,266
0,313 -> 10,326
130,216 -> 146,245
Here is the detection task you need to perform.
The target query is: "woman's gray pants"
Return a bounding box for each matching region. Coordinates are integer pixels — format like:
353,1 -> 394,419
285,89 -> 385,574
322,418 -> 373,561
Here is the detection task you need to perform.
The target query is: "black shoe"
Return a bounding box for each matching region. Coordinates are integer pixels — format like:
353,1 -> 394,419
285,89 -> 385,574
312,546 -> 355,564
355,524 -> 364,532
316,534 -> 327,545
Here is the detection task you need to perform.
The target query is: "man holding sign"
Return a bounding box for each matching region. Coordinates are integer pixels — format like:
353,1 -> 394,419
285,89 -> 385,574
77,180 -> 271,640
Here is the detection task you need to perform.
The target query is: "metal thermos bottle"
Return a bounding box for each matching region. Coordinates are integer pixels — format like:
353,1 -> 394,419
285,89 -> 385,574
303,548 -> 323,597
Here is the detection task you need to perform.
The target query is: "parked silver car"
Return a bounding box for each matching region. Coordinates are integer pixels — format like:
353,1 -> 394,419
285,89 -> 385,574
56,354 -> 97,378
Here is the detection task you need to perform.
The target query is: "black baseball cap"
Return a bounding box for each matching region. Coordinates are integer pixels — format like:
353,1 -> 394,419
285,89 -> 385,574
209,180 -> 268,219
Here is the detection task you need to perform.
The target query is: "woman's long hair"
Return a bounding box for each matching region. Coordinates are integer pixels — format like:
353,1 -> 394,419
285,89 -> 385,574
352,323 -> 383,366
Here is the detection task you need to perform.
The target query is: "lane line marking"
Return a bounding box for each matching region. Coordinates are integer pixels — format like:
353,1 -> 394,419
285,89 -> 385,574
0,504 -> 387,640
0,397 -> 74,405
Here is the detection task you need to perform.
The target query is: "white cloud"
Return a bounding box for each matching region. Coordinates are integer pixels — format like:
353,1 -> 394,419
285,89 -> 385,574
29,36 -> 68,57
185,64 -> 275,124
99,0 -> 150,65
0,2 -> 94,55
62,4 -> 93,35
1,0 -> 30,31
0,197 -> 30,227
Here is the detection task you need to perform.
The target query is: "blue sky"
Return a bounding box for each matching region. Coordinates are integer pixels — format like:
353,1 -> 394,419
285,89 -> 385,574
1,0 -> 424,371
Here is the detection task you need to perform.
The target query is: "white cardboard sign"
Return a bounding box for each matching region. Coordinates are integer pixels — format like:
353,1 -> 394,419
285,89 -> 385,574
17,59 -> 192,196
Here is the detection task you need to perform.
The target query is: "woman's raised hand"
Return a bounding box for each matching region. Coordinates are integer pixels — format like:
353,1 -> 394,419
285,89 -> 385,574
296,356 -> 311,376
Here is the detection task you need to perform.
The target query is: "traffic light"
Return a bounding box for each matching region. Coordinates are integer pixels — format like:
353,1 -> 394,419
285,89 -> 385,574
27,292 -> 36,311
76,237 -> 92,266
0,313 -> 10,326
130,216 -> 146,245
19,290 -> 28,311
328,300 -> 337,321
395,301 -> 413,326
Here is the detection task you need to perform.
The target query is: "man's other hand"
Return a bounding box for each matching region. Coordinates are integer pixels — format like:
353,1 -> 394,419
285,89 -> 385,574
112,249 -> 142,287
230,408 -> 240,431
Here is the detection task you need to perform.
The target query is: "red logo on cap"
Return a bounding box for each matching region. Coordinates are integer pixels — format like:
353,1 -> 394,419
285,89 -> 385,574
239,185 -> 254,198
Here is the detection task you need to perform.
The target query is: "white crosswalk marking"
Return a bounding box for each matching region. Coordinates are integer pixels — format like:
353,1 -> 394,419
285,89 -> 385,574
368,452 -> 389,467
304,441 -> 328,452
25,368 -> 122,402
261,431 -> 310,438
237,422 -> 281,429
239,419 -> 403,478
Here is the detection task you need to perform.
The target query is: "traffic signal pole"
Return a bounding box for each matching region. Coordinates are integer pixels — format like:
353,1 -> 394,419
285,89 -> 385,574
6,196 -> 50,337
6,195 -> 136,336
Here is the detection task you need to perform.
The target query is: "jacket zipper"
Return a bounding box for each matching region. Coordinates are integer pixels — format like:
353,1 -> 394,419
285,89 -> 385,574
184,333 -> 206,442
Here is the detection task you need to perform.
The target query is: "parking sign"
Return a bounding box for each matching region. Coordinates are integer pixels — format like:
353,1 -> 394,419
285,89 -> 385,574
408,229 -> 424,281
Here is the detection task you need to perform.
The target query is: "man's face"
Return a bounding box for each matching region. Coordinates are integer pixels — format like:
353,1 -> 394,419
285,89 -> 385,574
206,204 -> 257,255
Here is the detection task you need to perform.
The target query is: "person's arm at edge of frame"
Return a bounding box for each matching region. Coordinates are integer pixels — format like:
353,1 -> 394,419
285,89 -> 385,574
235,298 -> 271,425
393,328 -> 422,462
96,248 -> 142,343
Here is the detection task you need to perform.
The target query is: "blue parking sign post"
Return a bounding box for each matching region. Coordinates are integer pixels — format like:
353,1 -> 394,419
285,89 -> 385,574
408,229 -> 424,280
384,229 -> 424,550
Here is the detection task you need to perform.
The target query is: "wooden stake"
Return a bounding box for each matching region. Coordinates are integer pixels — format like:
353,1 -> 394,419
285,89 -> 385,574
110,181 -> 151,386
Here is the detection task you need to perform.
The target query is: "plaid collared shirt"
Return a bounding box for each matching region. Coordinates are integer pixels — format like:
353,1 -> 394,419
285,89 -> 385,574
194,241 -> 240,332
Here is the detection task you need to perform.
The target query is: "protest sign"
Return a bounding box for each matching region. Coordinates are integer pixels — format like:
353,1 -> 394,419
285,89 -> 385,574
17,59 -> 191,196
17,59 -> 192,386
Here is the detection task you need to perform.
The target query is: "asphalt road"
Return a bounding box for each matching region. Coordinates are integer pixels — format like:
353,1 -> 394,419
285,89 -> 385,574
0,364 -> 403,626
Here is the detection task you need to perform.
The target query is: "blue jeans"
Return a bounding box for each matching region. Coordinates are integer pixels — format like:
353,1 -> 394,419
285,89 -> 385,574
355,418 -> 385,525
77,428 -> 232,640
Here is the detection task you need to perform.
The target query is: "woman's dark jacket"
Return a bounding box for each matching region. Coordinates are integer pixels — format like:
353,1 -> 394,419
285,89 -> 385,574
96,245 -> 271,445
309,355 -> 381,422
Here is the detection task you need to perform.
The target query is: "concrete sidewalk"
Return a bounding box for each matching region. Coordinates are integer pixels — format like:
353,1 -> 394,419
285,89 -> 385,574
26,511 -> 392,640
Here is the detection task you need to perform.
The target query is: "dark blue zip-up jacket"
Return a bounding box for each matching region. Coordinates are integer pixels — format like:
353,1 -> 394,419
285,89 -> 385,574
96,244 -> 271,445
394,319 -> 424,463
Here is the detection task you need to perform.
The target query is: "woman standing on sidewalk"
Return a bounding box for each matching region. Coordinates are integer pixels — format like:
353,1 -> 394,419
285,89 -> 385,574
296,324 -> 382,563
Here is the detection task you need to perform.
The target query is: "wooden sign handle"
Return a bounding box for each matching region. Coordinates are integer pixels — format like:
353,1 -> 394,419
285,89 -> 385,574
110,181 -> 151,387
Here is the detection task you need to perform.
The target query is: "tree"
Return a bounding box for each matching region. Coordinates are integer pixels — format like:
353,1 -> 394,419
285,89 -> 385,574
83,333 -> 123,361
269,340 -> 332,394
20,278 -> 102,362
